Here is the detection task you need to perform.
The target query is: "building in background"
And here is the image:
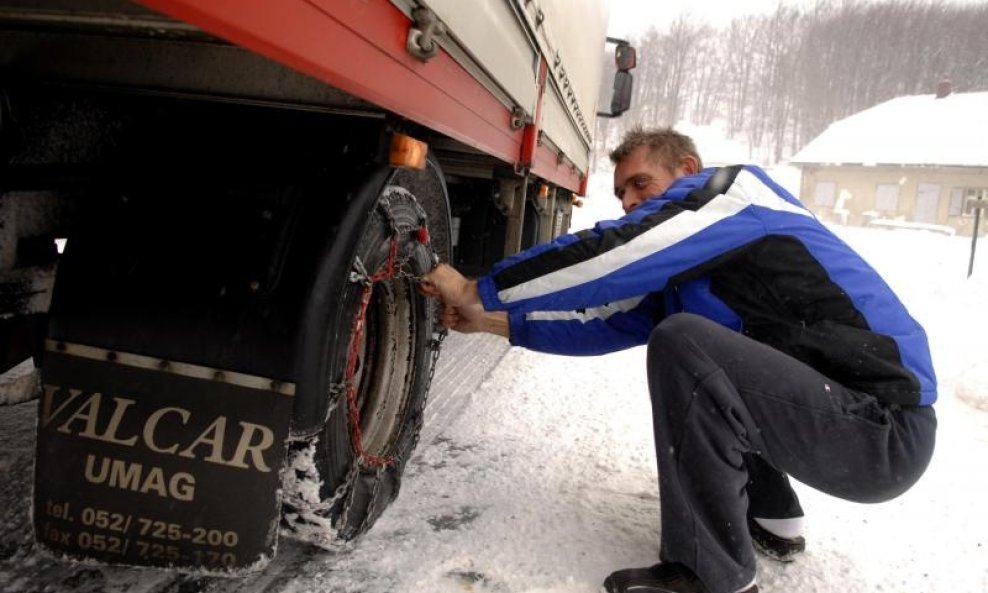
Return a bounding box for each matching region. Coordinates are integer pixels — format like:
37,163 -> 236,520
790,85 -> 988,235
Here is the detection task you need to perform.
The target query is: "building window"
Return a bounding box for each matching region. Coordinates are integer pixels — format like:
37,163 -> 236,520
813,181 -> 836,207
951,187 -> 988,217
875,184 -> 900,213
949,188 -> 965,217
914,183 -> 940,224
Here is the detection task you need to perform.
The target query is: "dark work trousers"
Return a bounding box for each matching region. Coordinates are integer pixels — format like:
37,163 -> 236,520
744,453 -> 804,520
646,313 -> 936,593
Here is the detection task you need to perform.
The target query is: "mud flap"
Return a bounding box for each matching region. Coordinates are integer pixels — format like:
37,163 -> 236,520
33,340 -> 293,574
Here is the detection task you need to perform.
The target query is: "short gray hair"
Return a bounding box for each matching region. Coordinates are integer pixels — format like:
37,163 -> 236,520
609,126 -> 703,171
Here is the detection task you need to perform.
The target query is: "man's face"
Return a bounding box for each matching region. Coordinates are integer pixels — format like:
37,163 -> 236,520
613,146 -> 694,214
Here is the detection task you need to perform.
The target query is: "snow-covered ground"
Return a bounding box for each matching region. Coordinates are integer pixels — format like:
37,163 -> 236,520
276,227 -> 988,593
313,222 -> 988,593
2,222 -> 987,592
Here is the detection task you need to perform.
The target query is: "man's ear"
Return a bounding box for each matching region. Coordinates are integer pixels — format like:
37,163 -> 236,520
680,155 -> 700,175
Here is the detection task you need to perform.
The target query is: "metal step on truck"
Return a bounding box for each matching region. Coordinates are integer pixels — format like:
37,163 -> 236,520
0,0 -> 634,574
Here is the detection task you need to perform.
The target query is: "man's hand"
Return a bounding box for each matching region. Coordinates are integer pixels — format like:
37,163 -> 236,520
419,263 -> 480,308
437,302 -> 509,337
420,264 -> 509,337
438,301 -> 486,334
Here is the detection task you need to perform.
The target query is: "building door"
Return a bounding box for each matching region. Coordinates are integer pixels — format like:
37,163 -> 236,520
812,181 -> 836,207
915,183 -> 940,224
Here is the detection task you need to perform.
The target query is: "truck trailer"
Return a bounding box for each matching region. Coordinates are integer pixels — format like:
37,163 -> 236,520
0,0 -> 633,572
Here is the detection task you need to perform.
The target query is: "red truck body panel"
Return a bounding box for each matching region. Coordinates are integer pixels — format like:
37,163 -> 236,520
136,0 -> 584,191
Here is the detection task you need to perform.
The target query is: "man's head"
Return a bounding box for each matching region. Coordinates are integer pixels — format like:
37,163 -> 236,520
609,127 -> 702,214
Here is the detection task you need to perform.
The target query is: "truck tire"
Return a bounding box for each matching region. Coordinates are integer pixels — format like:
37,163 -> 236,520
284,170 -> 447,544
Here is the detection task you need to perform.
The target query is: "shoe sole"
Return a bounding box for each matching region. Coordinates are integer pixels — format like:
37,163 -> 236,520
751,538 -> 802,562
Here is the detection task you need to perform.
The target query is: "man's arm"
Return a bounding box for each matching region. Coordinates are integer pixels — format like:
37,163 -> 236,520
477,167 -> 791,316
421,264 -> 658,352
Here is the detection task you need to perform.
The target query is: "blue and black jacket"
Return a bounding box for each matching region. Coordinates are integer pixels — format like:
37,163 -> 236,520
477,165 -> 936,406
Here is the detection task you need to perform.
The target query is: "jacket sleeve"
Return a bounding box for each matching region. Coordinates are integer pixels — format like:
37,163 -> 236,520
477,166 -> 806,315
507,294 -> 662,355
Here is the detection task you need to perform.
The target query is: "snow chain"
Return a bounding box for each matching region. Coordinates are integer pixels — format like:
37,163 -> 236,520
344,193 -> 446,469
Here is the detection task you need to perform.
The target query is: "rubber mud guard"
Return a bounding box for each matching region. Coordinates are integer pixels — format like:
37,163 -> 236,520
33,342 -> 293,574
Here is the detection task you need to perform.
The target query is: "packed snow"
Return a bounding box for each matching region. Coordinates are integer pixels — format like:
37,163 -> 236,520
288,184 -> 988,593
256,219 -> 988,593
2,180 -> 987,593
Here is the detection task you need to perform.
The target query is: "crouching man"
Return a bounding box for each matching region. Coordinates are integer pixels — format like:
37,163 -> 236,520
420,127 -> 937,593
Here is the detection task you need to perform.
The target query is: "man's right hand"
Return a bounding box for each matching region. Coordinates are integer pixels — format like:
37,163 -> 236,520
420,264 -> 509,337
438,301 -> 486,334
438,301 -> 510,337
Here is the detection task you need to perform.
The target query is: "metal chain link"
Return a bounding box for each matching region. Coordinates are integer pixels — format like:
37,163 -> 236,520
363,463 -> 388,528
424,326 -> 447,402
286,189 -> 447,543
343,192 -> 444,469
324,381 -> 345,417
280,445 -> 357,543
324,461 -> 358,514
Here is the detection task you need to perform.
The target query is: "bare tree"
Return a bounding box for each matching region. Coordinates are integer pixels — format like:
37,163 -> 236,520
600,0 -> 988,164
722,16 -> 761,139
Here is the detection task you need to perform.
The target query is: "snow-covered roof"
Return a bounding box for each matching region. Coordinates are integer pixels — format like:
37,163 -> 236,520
791,91 -> 988,167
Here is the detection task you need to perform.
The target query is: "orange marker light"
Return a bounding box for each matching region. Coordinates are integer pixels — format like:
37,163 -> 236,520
538,184 -> 550,199
390,133 -> 428,169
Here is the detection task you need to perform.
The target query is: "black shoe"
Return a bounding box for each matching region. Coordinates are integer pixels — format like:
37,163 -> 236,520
604,562 -> 751,593
748,516 -> 806,562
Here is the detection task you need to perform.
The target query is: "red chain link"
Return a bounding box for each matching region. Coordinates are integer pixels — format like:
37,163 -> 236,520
344,234 -> 400,468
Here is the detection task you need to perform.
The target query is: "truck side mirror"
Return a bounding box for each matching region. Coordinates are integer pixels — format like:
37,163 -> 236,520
609,71 -> 634,117
597,38 -> 636,118
615,43 -> 636,72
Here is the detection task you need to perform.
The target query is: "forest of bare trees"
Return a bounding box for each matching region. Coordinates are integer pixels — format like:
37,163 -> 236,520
596,0 -> 988,165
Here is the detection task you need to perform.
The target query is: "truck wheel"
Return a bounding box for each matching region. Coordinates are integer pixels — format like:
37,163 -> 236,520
284,175 -> 445,545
